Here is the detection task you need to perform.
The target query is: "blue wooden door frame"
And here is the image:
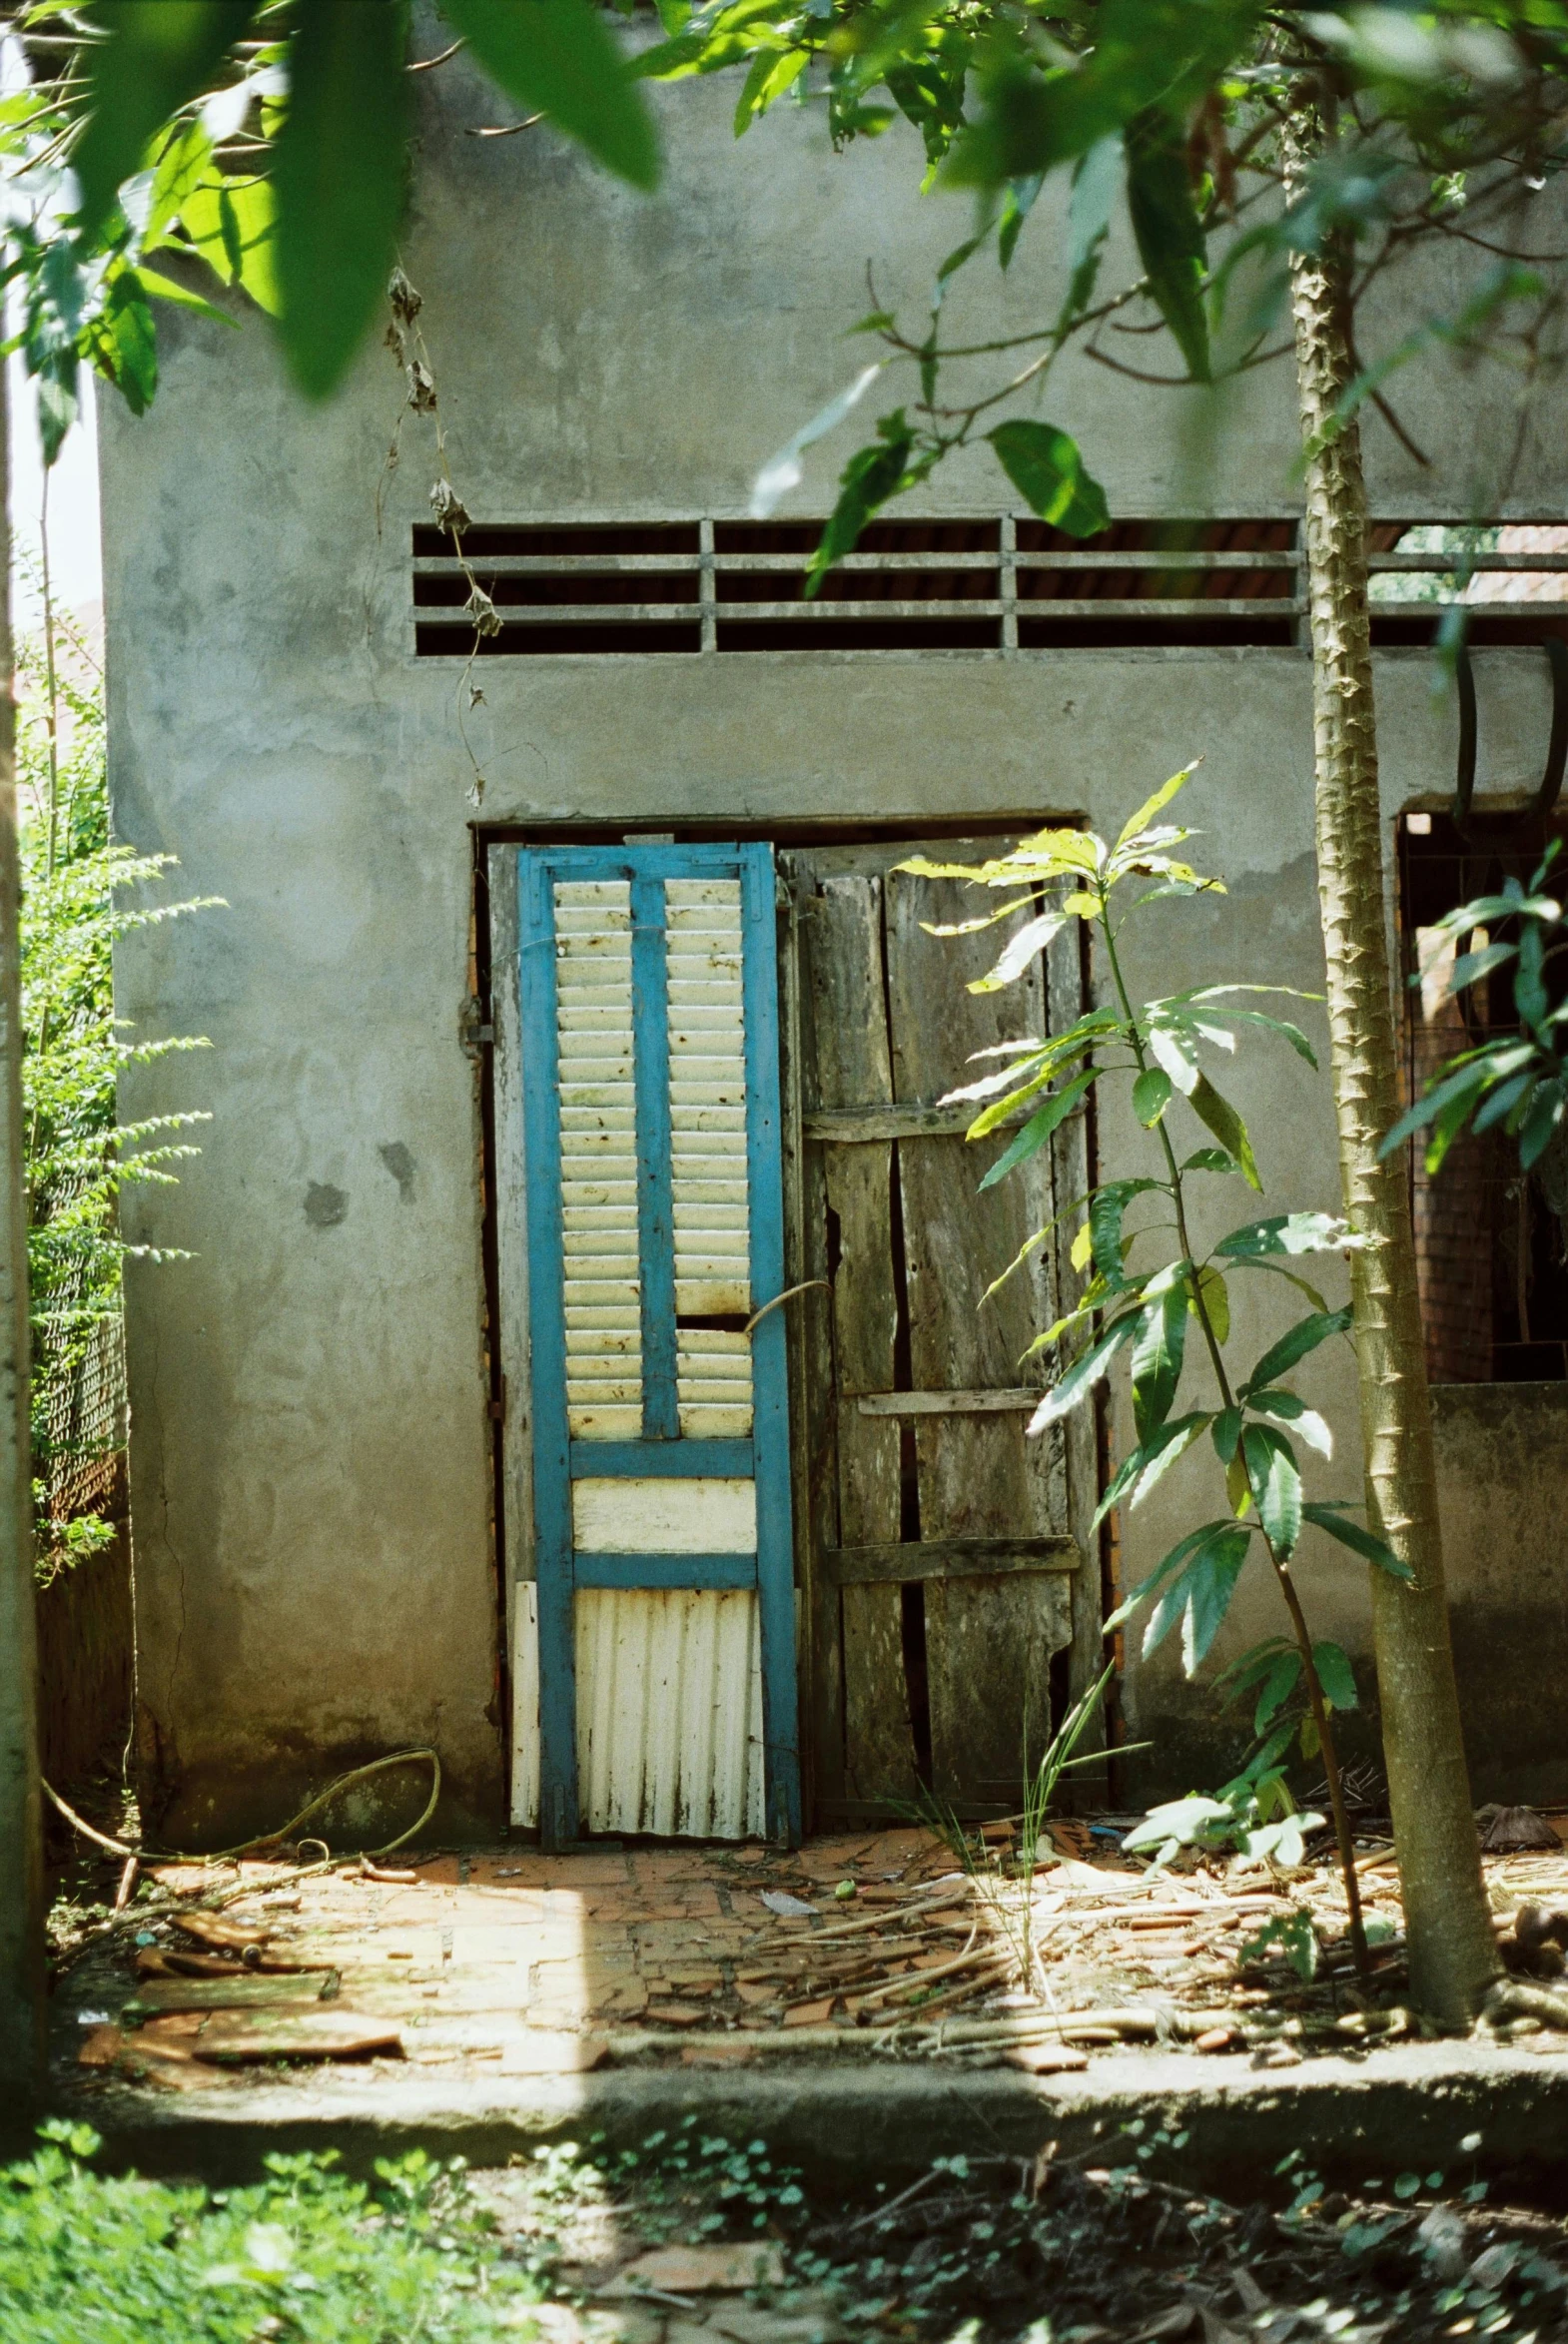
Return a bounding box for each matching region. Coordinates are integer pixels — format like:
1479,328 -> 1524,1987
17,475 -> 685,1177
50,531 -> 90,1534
516,841 -> 800,1850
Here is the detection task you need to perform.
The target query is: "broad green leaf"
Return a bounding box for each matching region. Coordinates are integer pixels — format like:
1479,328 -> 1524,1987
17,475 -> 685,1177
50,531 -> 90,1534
1070,1218 -> 1094,1273
1089,1177 -> 1161,1286
1132,1283 -> 1186,1442
442,0 -> 660,186
733,44 -> 807,135
1115,766 -> 1194,852
1253,1646 -> 1302,1734
1180,1526 -> 1250,1672
1241,1305 -> 1352,1397
806,415 -> 919,597
1182,1148 -> 1235,1174
1125,106 -> 1210,383
1302,1500 -> 1412,1577
274,0 -> 411,397
144,120 -> 216,250
1129,1409 -> 1210,1512
1217,1213 -> 1356,1260
1189,1263 -> 1229,1344
74,0 -> 260,239
1210,1404 -> 1241,1464
1030,1310 -> 1141,1430
1149,1023 -> 1198,1095
1133,1066 -> 1172,1128
999,171 -> 1045,271
1225,1448 -> 1251,1518
1114,1514 -> 1240,1632
971,909 -> 1066,993
987,420 -> 1110,537
1519,1079 -> 1566,1170
1248,1389 -> 1332,1459
977,1069 -> 1095,1192
1189,1073 -> 1260,1189
92,271 -> 159,413
1311,1640 -> 1358,1712
1242,1422 -> 1301,1558
132,266 -> 240,327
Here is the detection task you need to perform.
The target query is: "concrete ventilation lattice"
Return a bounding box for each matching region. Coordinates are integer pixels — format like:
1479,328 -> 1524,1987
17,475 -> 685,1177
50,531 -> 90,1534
412,519 -> 1568,657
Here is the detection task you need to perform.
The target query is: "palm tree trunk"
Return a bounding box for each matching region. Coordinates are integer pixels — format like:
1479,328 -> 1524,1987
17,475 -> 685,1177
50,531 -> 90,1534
0,357 -> 43,2094
1284,110 -> 1499,2028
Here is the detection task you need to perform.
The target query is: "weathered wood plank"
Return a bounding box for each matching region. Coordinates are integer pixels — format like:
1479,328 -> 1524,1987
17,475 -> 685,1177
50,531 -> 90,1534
807,875 -> 919,1803
825,1537 -> 1079,1585
885,850 -> 1074,1806
776,859 -> 842,1825
803,1101 -> 1042,1144
856,1387 -> 1038,1417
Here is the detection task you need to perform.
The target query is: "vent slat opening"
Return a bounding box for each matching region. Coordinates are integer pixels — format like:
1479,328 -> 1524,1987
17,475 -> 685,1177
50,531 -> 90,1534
412,518 -> 1568,657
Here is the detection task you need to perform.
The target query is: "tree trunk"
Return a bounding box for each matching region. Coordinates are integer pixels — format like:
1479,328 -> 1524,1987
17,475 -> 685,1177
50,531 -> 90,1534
0,356 -> 44,2093
1283,111 -> 1499,2028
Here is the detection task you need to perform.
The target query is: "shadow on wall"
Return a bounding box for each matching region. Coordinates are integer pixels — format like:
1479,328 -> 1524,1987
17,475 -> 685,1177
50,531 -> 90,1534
1435,1380 -> 1568,1809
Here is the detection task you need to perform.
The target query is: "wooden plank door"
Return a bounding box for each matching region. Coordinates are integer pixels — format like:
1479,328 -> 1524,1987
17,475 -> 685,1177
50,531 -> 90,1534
780,841 -> 1102,1823
498,842 -> 799,1849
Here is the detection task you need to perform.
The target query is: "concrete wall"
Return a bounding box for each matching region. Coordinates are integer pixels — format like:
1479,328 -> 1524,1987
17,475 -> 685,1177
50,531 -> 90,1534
101,41 -> 1568,1842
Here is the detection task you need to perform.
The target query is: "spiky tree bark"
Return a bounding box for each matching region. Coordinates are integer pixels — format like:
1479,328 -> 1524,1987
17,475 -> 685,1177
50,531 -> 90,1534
0,356 -> 43,2094
1283,108 -> 1500,2028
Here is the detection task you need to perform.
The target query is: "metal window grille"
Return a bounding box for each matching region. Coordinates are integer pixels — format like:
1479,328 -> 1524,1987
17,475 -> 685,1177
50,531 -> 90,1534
412,518 -> 1568,658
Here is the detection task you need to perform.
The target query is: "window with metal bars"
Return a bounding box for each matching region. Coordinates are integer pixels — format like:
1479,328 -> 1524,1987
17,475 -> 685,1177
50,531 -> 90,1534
412,517 -> 1568,657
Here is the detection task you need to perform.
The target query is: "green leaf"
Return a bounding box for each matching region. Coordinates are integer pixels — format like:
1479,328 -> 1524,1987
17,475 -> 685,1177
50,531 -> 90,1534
1311,1640 -> 1357,1712
1247,1389 -> 1332,1459
1241,1909 -> 1317,1982
998,172 -> 1045,271
1242,1422 -> 1301,1558
1240,1306 -> 1352,1398
1301,1501 -> 1412,1578
442,0 -> 660,185
1189,1263 -> 1228,1344
273,0 -> 412,397
131,266 -> 239,327
1133,1067 -> 1172,1128
1210,1405 -> 1241,1464
1140,1523 -> 1249,1673
1089,1177 -> 1161,1285
1125,106 -> 1209,383
732,44 -> 808,135
806,415 -> 918,597
1030,1310 -> 1141,1431
977,1070 -> 1095,1192
1129,1410 -> 1210,1512
1132,1283 -> 1187,1442
144,120 -> 216,250
1115,766 -> 1194,852
1181,1148 -> 1234,1174
74,0 -> 260,239
987,419 -> 1109,537
1188,1073 -> 1260,1189
92,270 -> 159,414
1217,1213 -> 1355,1260
1253,1646 -> 1302,1734
970,908 -> 1066,994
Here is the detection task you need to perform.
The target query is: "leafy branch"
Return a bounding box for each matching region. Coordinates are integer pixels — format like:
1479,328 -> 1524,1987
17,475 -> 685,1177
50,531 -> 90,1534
907,768 -> 1411,1967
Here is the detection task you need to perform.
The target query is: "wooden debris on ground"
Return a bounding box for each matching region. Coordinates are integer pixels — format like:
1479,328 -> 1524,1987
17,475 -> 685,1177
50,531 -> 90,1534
62,1811 -> 1568,2087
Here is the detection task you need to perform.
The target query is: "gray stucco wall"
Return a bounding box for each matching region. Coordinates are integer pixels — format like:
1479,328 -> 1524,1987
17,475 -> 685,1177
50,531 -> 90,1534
101,44 -> 1568,1843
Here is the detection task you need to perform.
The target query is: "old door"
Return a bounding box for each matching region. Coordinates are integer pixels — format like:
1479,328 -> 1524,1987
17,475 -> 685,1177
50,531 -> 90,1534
495,841 -> 799,1849
778,842 -> 1102,1822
